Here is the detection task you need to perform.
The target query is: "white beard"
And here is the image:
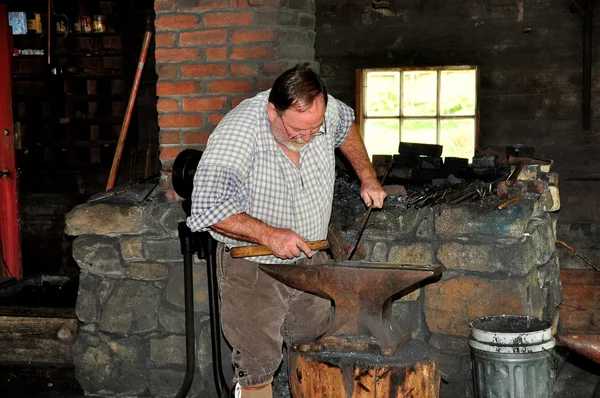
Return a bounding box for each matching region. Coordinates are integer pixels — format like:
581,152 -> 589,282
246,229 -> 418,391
272,127 -> 309,153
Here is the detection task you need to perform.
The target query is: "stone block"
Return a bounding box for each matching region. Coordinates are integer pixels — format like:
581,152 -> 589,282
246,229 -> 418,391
73,333 -> 147,395
424,275 -> 528,337
391,300 -> 428,341
65,203 -> 144,236
384,184 -> 407,196
75,273 -> 99,323
365,207 -> 401,231
416,208 -> 434,239
435,200 -> 537,238
99,280 -> 161,334
128,262 -> 170,280
495,237 -> 538,276
397,285 -> 420,302
148,369 -> 185,397
166,262 -> 210,313
150,335 -> 186,366
120,237 -> 145,261
158,304 -> 186,334
437,242 -> 496,273
145,238 -> 184,262
370,241 -> 388,262
534,254 -> 562,321
388,242 -> 434,265
528,215 -> 557,265
148,201 -> 187,237
72,236 -> 125,276
395,207 -> 422,237
495,216 -> 556,276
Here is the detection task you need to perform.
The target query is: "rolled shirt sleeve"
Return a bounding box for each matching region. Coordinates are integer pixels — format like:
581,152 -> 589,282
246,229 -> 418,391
186,164 -> 247,232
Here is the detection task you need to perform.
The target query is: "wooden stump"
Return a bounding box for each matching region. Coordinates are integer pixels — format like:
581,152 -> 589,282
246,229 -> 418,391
289,351 -> 440,398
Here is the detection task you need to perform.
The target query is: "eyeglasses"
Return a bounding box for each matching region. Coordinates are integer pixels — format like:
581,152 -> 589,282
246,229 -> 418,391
278,114 -> 326,140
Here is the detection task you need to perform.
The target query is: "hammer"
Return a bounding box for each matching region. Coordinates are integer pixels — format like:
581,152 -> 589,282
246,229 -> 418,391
505,155 -> 553,187
230,222 -> 348,262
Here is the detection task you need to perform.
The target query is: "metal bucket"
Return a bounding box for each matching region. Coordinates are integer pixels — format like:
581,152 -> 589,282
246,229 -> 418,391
469,315 -> 556,398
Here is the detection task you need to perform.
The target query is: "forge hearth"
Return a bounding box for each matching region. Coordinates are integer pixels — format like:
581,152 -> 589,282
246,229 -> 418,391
64,178 -> 561,397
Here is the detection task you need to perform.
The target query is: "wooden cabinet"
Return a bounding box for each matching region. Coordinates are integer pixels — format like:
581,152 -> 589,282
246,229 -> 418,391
7,0 -> 157,276
10,1 -> 127,193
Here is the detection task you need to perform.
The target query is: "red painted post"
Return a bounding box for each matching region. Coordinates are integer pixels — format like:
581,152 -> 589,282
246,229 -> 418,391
0,5 -> 22,279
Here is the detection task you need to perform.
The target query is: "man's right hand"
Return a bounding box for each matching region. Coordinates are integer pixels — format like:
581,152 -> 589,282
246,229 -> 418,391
263,228 -> 313,260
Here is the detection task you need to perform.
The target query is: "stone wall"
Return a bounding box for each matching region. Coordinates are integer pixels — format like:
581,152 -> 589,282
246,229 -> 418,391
331,196 -> 561,392
65,200 -> 228,397
66,193 -> 561,397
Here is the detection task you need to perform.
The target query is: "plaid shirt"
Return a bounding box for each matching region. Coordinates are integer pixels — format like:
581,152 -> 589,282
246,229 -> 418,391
186,90 -> 354,264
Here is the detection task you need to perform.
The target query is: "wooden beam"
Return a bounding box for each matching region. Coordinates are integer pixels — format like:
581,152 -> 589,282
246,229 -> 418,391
0,316 -> 77,364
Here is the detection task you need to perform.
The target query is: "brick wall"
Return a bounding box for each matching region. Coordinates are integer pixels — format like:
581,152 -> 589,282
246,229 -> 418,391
154,0 -> 317,200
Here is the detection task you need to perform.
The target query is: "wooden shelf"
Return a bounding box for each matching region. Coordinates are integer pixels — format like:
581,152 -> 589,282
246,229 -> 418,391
65,93 -> 123,102
55,52 -> 122,58
60,32 -> 120,37
15,117 -> 123,126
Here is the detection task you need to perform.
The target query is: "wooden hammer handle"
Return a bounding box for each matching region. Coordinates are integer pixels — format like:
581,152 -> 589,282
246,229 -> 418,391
230,240 -> 329,258
505,163 -> 524,187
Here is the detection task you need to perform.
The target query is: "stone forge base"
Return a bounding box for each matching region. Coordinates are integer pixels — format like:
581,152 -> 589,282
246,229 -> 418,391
64,194 -> 561,397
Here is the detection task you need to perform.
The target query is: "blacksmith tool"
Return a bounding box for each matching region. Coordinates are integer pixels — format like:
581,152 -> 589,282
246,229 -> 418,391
504,163 -> 524,187
505,155 -> 553,188
230,221 -> 348,262
509,155 -> 553,172
260,261 -> 443,355
230,240 -> 330,258
497,193 -> 524,209
172,149 -> 230,398
347,162 -> 394,261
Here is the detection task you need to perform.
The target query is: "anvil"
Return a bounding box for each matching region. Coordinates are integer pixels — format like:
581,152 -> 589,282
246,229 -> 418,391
260,261 -> 442,356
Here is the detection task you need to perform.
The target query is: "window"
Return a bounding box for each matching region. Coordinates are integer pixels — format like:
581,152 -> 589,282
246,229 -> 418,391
358,66 -> 478,161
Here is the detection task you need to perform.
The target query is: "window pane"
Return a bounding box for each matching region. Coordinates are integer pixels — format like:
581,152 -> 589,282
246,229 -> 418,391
365,72 -> 400,117
440,118 -> 475,160
440,70 -> 476,116
402,71 -> 437,116
364,118 -> 399,160
401,119 -> 437,144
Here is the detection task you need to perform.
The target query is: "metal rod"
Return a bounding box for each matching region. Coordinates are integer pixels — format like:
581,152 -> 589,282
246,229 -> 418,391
348,164 -> 393,261
175,224 -> 196,398
205,237 -> 230,397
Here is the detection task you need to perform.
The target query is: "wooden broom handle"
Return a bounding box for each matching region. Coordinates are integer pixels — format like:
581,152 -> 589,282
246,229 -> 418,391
106,30 -> 153,190
230,240 -> 329,258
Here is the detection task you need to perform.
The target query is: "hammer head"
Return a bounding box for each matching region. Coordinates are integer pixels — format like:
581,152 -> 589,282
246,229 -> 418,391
509,155 -> 553,172
327,222 -> 349,262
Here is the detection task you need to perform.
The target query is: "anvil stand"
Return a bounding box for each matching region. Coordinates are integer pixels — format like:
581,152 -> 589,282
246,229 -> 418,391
175,202 -> 230,398
260,261 -> 443,397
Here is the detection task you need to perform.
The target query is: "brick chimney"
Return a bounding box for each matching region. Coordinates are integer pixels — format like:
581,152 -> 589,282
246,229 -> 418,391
154,0 -> 317,200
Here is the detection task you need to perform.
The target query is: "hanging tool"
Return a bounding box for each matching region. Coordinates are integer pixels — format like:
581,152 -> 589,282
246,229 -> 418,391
106,30 -> 153,190
347,163 -> 393,261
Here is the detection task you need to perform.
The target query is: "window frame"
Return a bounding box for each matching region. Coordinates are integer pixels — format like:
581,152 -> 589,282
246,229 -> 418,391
356,66 -> 480,160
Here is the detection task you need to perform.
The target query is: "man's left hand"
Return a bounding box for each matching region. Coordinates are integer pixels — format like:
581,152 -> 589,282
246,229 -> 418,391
360,178 -> 387,208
